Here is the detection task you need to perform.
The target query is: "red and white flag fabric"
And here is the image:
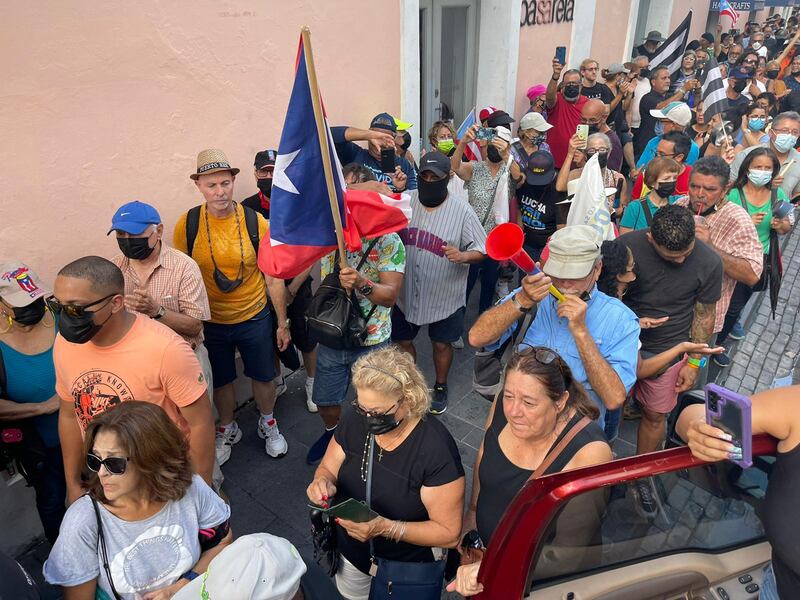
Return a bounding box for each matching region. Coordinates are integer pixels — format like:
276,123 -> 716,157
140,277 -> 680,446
719,0 -> 739,25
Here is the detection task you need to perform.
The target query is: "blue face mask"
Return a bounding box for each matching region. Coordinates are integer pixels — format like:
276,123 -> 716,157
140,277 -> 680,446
654,121 -> 665,136
774,133 -> 798,153
747,169 -> 773,187
748,118 -> 766,132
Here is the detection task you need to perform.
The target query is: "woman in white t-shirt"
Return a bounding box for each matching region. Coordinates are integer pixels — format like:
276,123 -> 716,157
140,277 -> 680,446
44,401 -> 231,600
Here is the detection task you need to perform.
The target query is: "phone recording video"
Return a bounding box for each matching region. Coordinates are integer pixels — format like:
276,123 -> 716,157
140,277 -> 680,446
380,147 -> 396,173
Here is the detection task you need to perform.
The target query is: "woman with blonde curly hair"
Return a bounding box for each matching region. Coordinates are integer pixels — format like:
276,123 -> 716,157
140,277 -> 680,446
44,401 -> 231,600
307,346 -> 465,600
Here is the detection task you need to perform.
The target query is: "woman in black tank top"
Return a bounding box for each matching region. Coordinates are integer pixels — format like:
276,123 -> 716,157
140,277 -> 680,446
678,385 -> 800,600
447,347 -> 612,597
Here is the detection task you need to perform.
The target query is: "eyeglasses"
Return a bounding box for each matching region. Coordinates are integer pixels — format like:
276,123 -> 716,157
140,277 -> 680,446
585,148 -> 610,156
86,453 -> 129,475
352,399 -> 401,418
47,294 -> 115,318
773,128 -> 800,136
655,151 -> 677,158
742,59 -> 757,65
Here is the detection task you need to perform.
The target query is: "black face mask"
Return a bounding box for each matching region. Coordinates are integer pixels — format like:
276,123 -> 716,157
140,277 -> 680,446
486,146 -> 503,163
656,181 -> 677,197
257,178 -> 273,197
563,84 -> 581,101
732,80 -> 748,93
766,69 -> 780,79
117,236 -> 156,261
417,176 -> 449,207
596,153 -> 608,169
12,298 -> 46,327
58,305 -> 113,344
364,413 -> 403,435
213,263 -> 244,293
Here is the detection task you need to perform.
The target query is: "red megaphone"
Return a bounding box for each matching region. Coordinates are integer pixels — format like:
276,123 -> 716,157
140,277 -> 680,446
485,223 -> 565,302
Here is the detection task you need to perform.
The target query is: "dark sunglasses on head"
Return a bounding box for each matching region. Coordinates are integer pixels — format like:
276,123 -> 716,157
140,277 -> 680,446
351,399 -> 401,418
516,345 -> 559,365
47,294 -> 115,318
87,453 -> 129,475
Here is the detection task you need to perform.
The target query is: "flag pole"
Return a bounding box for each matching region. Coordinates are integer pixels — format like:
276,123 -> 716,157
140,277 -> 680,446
301,26 -> 349,269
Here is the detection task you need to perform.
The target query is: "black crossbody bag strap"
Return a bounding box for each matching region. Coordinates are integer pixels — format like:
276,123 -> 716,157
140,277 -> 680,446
90,496 -> 123,600
640,198 -> 653,227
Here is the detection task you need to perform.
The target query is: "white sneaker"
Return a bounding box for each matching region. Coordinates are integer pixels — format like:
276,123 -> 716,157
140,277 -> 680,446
305,377 -> 318,413
215,421 -> 242,466
275,376 -> 287,398
258,417 -> 288,458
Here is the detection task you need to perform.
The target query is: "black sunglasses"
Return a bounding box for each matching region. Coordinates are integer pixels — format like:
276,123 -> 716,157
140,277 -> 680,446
87,453 -> 129,475
351,399 -> 401,418
47,294 -> 115,318
516,346 -> 559,365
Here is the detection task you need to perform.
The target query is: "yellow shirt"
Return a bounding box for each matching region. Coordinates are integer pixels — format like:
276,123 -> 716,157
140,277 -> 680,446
174,203 -> 269,324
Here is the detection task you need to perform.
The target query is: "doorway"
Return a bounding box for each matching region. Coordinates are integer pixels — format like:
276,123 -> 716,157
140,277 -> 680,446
420,0 -> 479,138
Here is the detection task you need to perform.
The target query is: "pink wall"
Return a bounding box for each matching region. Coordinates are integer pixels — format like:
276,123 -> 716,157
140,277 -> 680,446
1,1 -> 401,283
514,20 -> 573,123
671,0 -> 712,41
590,0 -> 634,69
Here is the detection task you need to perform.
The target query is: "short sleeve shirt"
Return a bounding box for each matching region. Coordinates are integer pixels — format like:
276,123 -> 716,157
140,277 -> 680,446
331,127 -> 418,192
54,314 -> 207,438
619,195 -> 680,231
547,93 -> 589,168
516,182 -> 567,248
112,245 -> 210,347
397,192 -> 487,324
321,233 -> 405,345
44,476 -> 229,599
728,144 -> 800,200
633,90 -> 668,156
727,187 -> 788,253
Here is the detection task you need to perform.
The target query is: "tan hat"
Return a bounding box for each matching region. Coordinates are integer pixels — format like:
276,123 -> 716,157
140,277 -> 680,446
542,226 -> 601,279
0,262 -> 50,307
189,149 -> 240,181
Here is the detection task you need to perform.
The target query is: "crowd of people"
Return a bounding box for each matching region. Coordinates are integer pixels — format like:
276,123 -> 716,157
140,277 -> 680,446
1,12 -> 800,600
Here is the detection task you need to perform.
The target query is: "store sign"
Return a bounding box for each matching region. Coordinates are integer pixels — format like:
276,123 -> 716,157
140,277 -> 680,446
710,0 -> 753,9
520,0 -> 575,27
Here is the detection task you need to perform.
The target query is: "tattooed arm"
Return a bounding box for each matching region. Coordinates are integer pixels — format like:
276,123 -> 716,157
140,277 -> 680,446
675,301 -> 717,393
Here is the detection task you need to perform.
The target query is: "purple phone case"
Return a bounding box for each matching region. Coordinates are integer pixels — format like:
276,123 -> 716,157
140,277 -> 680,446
705,383 -> 752,469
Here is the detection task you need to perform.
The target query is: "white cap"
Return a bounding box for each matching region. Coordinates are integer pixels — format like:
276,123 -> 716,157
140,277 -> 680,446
173,534 -> 307,600
519,112 -> 554,132
649,101 -> 692,127
495,125 -> 512,143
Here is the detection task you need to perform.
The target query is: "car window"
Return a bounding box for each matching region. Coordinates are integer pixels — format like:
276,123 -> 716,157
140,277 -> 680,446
527,457 -> 773,589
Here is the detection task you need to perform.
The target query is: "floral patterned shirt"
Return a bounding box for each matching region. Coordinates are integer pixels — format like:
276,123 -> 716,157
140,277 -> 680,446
321,233 -> 405,345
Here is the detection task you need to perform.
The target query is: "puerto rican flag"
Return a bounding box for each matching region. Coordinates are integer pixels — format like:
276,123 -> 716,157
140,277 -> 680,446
258,34 -> 410,279
719,0 -> 739,25
456,107 -> 482,162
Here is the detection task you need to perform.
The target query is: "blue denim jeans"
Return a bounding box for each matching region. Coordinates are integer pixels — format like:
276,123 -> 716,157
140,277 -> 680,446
312,342 -> 388,407
28,445 -> 67,543
604,407 -> 621,442
761,562 -> 780,600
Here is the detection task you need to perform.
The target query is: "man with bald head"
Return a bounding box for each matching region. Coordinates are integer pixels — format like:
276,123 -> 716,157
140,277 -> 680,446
581,98 -> 623,171
51,256 -> 215,503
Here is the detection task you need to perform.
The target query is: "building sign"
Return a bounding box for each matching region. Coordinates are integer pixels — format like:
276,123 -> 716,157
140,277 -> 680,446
710,0 -> 753,9
520,0 -> 575,27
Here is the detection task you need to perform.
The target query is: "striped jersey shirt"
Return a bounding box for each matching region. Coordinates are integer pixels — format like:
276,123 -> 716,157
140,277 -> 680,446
112,244 -> 211,347
397,192 -> 487,325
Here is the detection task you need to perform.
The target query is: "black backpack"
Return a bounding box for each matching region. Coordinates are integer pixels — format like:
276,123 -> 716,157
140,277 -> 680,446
185,204 -> 261,257
306,239 -> 380,350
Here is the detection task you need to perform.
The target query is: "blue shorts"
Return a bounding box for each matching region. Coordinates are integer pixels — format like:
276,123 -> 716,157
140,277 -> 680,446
312,342 -> 387,407
203,306 -> 276,388
391,305 -> 465,344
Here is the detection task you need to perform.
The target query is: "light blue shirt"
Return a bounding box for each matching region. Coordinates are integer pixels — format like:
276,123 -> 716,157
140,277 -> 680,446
636,135 -> 700,168
488,287 -> 640,427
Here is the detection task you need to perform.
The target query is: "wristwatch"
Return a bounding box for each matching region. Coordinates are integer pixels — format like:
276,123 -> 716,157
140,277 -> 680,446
358,280 -> 375,297
152,305 -> 166,320
511,293 -> 532,313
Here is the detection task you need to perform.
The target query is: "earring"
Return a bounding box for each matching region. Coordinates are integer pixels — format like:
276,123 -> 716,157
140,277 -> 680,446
42,304 -> 56,328
0,313 -> 12,334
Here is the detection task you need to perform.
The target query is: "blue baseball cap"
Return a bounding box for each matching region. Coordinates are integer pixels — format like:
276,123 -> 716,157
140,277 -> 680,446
108,201 -> 162,235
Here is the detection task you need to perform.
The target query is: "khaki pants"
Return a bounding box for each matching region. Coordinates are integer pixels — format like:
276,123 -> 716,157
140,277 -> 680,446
195,344 -> 224,491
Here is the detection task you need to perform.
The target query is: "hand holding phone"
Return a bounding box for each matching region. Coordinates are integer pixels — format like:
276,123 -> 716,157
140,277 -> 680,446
380,147 -> 396,173
705,384 -> 752,468
576,124 -> 589,148
476,127 -> 497,141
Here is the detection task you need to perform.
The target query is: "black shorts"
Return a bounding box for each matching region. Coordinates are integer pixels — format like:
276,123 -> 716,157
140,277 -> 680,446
391,305 -> 466,344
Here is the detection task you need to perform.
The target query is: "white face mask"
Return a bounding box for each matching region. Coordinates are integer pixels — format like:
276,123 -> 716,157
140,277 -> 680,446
753,42 -> 763,50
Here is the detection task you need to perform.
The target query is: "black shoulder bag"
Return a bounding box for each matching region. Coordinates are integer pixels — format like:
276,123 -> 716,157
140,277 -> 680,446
366,435 -> 446,600
306,239 -> 380,350
90,496 -> 123,600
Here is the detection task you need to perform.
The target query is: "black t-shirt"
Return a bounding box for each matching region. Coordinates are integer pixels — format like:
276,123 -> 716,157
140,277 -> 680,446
619,229 -> 723,355
722,94 -> 750,125
581,82 -> 614,103
633,90 -> 668,157
516,182 -> 567,249
476,406 -> 606,545
241,192 -> 269,219
634,44 -> 657,61
762,442 -> 800,597
333,407 -> 464,574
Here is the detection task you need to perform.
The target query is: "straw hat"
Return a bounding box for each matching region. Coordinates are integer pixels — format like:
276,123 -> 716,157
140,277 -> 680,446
190,149 -> 240,181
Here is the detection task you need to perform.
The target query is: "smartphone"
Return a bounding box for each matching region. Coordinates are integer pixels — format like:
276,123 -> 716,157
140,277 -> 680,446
774,200 -> 793,219
312,498 -> 379,523
380,147 -> 396,173
476,126 -> 497,141
555,46 -> 567,65
705,383 -> 752,469
576,124 -> 589,148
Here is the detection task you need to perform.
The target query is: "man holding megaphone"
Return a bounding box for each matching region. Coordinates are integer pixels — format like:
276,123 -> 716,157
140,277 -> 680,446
468,226 -> 640,436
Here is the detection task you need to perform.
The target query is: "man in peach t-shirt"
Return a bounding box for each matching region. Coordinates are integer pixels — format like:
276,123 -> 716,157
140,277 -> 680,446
52,256 -> 215,503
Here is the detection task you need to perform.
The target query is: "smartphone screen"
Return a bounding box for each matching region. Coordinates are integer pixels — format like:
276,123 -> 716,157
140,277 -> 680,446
380,147 -> 396,173
555,46 -> 567,65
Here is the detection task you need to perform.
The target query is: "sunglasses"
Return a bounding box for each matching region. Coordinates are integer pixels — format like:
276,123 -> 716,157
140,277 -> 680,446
351,399 -> 401,418
585,148 -> 610,156
516,345 -> 559,365
47,294 -> 115,318
87,453 -> 129,475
